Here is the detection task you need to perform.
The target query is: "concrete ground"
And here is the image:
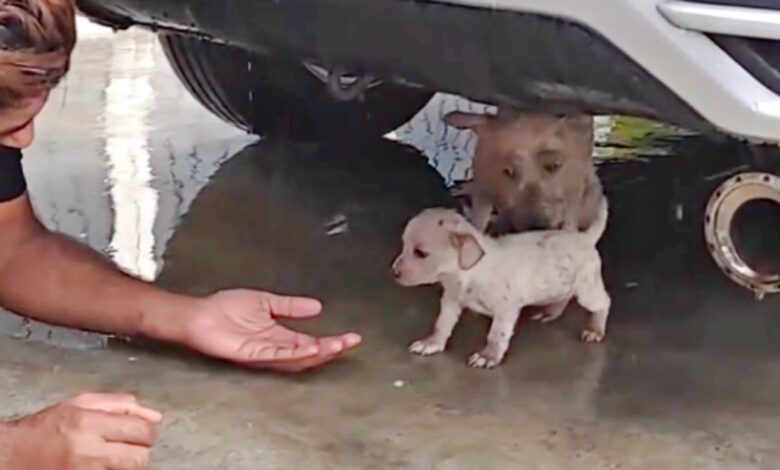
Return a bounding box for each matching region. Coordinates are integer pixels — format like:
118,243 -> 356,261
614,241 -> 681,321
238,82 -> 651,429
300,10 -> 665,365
1,18 -> 780,470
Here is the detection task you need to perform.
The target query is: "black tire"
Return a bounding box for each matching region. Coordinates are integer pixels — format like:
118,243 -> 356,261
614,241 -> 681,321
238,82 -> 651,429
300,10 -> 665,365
159,33 -> 432,140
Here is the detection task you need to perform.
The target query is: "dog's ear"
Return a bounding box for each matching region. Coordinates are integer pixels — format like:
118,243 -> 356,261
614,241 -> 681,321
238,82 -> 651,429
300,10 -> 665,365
449,232 -> 485,270
555,114 -> 593,135
444,112 -> 489,131
496,106 -> 521,120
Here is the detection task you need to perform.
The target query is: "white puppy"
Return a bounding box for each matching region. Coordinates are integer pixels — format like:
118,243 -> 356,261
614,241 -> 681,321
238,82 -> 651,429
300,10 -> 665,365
392,198 -> 611,368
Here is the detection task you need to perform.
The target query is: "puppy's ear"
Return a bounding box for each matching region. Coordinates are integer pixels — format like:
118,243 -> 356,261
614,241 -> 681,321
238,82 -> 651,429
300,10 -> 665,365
449,232 -> 485,270
444,112 -> 489,131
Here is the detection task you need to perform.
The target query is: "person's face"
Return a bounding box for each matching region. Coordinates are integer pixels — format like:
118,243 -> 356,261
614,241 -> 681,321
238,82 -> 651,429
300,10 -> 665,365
0,93 -> 48,149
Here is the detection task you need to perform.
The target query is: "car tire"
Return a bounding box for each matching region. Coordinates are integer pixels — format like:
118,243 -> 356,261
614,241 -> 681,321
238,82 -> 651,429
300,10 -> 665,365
158,33 -> 432,141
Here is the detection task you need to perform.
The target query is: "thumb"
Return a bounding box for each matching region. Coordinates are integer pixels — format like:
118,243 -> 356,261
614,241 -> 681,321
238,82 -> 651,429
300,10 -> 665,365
260,292 -> 323,319
69,393 -> 162,423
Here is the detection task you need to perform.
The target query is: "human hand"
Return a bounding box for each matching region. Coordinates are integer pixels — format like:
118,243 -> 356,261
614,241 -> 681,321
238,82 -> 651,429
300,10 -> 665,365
4,392 -> 162,470
183,289 -> 361,372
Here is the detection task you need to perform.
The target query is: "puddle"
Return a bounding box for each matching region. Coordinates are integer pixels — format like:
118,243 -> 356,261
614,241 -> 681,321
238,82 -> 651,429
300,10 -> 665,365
0,20 -> 253,347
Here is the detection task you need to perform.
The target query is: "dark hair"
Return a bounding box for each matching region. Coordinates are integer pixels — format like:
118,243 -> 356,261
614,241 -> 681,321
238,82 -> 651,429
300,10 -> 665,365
0,0 -> 76,108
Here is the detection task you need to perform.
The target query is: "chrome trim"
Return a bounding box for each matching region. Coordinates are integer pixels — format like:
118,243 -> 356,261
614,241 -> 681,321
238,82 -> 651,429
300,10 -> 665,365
704,171 -> 780,299
659,1 -> 780,41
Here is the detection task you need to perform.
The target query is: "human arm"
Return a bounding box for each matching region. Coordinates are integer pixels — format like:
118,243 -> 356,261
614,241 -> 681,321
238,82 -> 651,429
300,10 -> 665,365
0,194 -> 360,370
0,194 -> 195,337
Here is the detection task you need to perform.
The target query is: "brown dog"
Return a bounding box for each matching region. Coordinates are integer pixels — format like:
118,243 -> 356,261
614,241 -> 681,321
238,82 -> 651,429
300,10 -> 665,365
445,110 -> 603,235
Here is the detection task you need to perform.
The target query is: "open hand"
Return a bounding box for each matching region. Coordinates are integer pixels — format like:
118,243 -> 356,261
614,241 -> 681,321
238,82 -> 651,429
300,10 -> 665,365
183,289 -> 361,372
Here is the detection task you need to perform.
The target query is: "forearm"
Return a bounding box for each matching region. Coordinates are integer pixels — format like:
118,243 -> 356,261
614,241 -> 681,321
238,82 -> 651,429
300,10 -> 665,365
0,227 -> 197,343
0,420 -> 17,468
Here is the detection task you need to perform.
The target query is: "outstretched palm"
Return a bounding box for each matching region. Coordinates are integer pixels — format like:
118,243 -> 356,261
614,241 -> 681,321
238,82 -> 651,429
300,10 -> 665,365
185,289 -> 361,372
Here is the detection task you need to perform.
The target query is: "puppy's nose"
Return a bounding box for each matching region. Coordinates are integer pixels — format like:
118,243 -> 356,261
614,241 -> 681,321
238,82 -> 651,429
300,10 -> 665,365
391,260 -> 401,278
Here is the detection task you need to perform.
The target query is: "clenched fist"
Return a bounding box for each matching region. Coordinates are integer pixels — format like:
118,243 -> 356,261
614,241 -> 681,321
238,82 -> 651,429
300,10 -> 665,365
2,392 -> 162,470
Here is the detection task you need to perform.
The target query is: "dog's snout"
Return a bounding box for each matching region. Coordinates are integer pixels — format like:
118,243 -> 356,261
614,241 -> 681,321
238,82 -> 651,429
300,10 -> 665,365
391,258 -> 402,278
518,181 -> 540,198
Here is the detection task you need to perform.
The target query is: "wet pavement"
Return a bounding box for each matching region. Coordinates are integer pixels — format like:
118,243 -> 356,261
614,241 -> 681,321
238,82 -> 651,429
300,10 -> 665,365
2,17 -> 780,470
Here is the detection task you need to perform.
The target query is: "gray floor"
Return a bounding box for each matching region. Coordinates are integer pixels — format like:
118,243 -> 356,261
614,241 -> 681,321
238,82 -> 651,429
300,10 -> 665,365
1,18 -> 780,470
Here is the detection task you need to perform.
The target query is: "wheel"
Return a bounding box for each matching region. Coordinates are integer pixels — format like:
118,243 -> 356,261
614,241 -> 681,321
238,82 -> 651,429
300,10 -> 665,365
159,33 -> 432,141
704,171 -> 780,299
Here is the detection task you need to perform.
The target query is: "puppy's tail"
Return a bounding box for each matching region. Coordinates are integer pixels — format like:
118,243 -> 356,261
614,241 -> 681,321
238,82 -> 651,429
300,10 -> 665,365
583,196 -> 609,245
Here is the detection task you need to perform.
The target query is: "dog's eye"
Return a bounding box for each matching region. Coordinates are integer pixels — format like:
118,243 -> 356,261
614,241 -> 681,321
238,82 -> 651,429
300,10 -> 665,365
543,162 -> 562,173
502,167 -> 516,179
413,248 -> 429,259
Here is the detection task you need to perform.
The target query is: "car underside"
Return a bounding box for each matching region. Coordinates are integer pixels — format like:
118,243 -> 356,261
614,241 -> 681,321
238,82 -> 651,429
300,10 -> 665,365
74,0 -> 780,297
76,0 -> 780,141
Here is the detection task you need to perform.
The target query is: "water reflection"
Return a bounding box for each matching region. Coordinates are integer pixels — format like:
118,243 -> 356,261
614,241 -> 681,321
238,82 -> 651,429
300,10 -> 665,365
0,20 -> 252,347
104,28 -> 158,280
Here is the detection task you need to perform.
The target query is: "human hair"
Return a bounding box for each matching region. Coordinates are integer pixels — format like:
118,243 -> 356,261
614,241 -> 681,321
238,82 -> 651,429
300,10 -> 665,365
0,0 -> 76,108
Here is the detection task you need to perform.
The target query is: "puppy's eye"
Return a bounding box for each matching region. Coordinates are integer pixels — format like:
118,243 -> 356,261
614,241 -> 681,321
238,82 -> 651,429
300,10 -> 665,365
543,162 -> 562,173
502,167 -> 516,179
413,248 -> 429,259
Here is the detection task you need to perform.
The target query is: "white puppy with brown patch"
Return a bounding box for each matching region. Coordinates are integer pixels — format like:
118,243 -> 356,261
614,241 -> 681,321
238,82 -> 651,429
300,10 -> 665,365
392,198 -> 611,368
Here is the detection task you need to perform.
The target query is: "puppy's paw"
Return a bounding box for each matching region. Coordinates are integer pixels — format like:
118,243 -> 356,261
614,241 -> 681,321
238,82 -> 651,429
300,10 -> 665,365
580,329 -> 605,343
468,345 -> 505,369
409,337 -> 446,356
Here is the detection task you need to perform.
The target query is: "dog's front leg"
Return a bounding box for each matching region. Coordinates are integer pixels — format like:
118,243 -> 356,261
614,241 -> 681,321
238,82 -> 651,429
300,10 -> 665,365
469,307 -> 522,368
574,171 -> 603,231
409,293 -> 462,356
561,190 -> 584,233
561,175 -> 591,232
562,209 -> 580,233
469,192 -> 494,233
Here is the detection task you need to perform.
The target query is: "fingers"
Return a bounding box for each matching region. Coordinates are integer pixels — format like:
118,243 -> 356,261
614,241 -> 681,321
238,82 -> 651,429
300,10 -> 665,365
102,442 -> 152,470
269,346 -> 353,372
262,293 -> 322,318
270,327 -> 361,354
91,413 -> 159,447
69,393 -> 162,423
326,332 -> 362,351
249,332 -> 362,372
243,331 -> 360,363
309,333 -> 362,355
241,342 -> 320,362
267,354 -> 341,372
248,347 -> 341,372
64,410 -> 157,469
264,341 -> 355,372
